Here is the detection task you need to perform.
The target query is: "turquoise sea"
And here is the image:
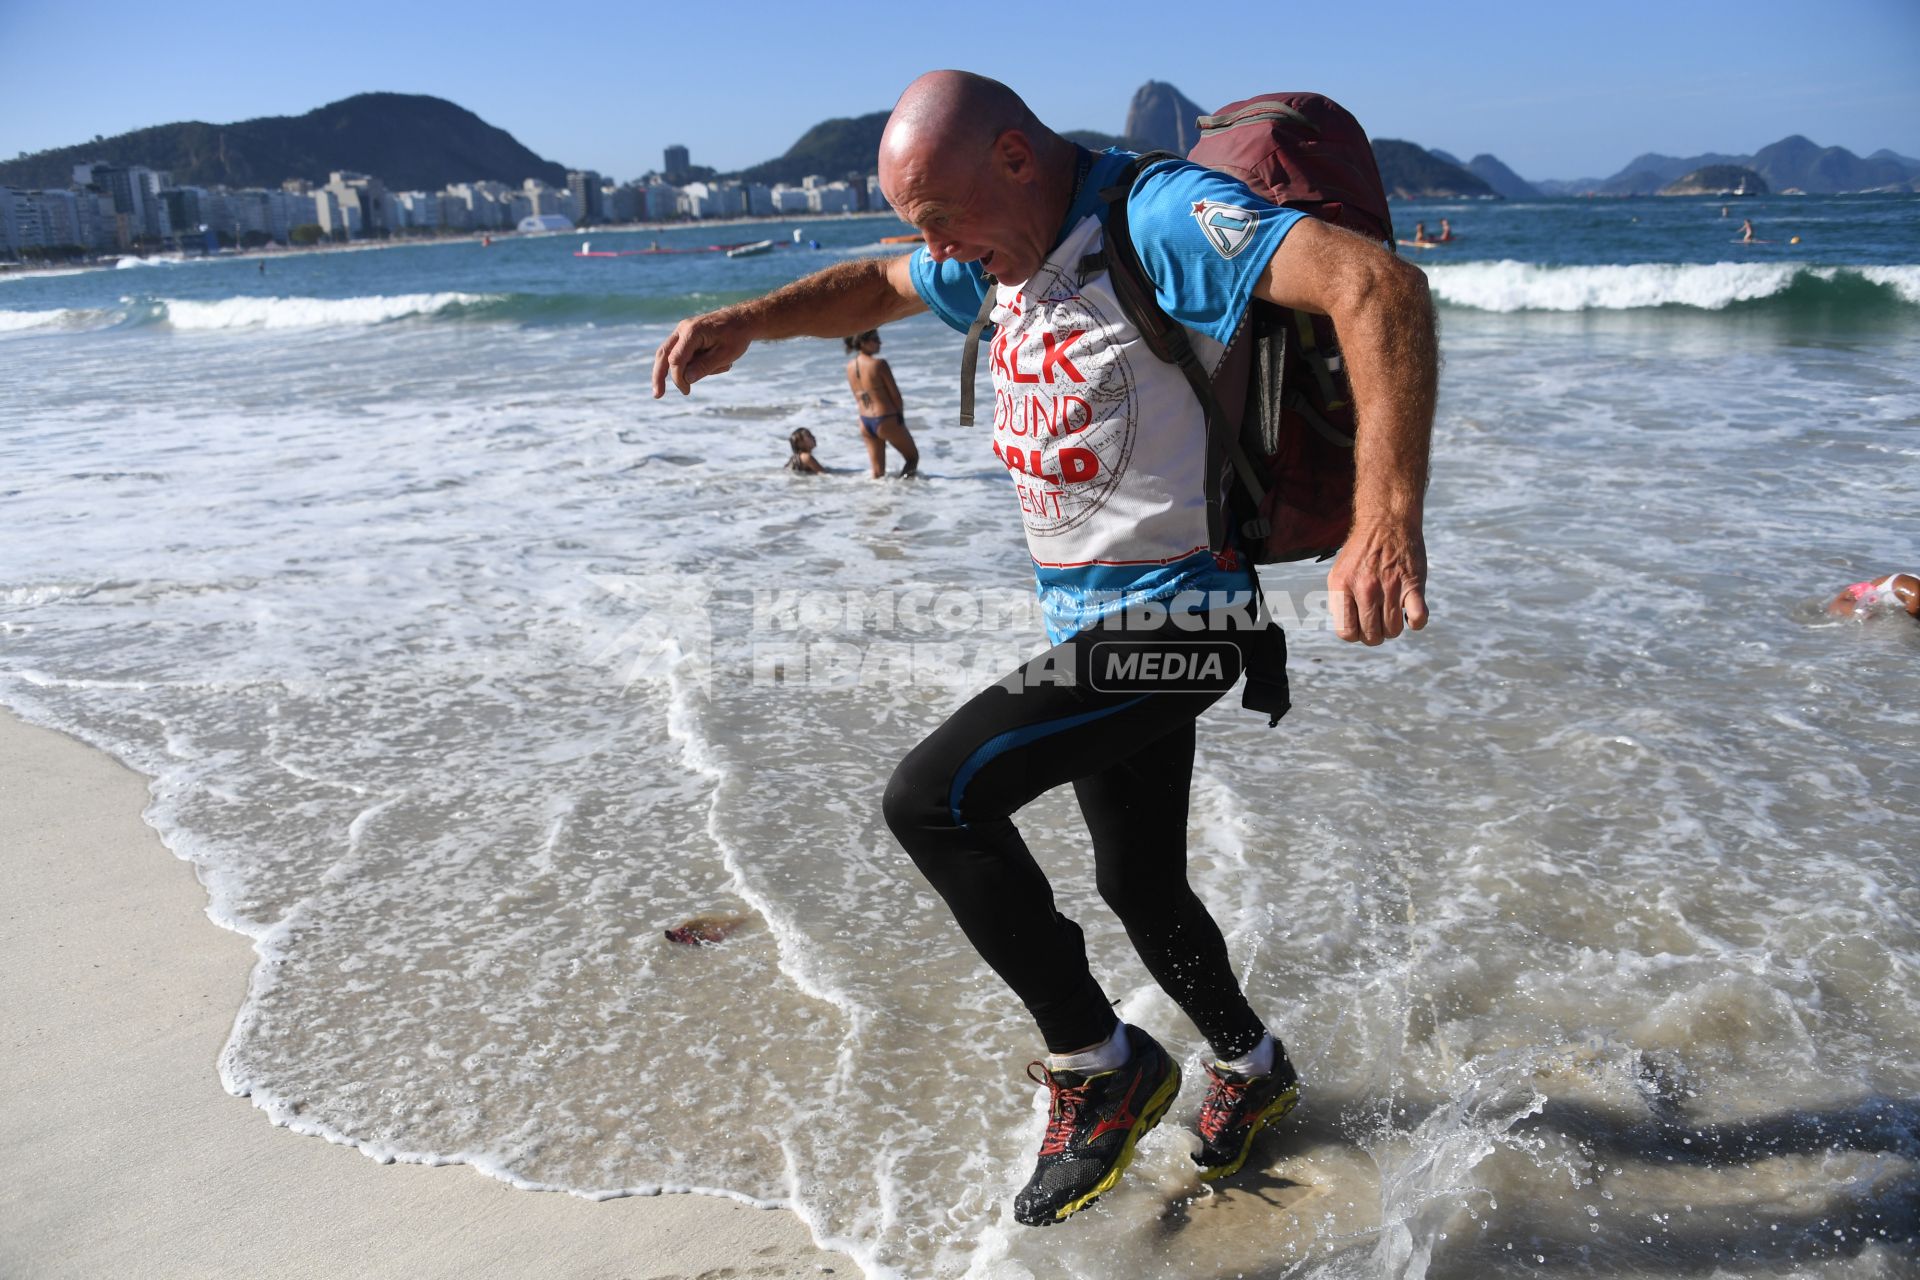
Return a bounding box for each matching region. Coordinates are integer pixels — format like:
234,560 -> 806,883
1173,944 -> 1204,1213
2,194 -> 1917,1279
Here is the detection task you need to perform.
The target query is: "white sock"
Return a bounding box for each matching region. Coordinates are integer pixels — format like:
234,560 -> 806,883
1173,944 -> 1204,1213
1046,1022 -> 1131,1075
1216,1033 -> 1275,1078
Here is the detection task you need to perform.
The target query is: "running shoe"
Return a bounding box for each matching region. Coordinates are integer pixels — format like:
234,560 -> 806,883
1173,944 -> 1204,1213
1013,1024 -> 1181,1226
1191,1051 -> 1301,1180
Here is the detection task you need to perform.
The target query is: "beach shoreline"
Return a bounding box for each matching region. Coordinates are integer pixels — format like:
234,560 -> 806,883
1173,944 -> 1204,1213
0,705 -> 852,1280
0,210 -> 906,283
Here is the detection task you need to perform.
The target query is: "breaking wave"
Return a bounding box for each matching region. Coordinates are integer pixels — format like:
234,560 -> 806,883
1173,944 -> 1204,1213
1422,261 -> 1920,314
161,292 -> 494,329
0,290 -> 745,335
5,266 -> 1913,338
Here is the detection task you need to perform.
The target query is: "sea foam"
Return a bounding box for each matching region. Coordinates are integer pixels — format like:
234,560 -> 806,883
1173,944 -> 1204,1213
159,292 -> 495,330
1421,260 -> 1920,312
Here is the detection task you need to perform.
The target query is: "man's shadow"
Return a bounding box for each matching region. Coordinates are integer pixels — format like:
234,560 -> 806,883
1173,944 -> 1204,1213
1151,1090 -> 1920,1279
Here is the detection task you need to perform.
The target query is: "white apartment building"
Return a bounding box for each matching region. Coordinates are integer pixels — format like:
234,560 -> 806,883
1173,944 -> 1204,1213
2,188 -> 41,255
314,189 -> 362,239
680,182 -> 750,219
812,182 -> 857,214
642,183 -> 680,222
38,189 -> 85,249
604,183 -> 640,224
445,181 -> 513,230
521,179 -> 569,219
393,191 -> 442,230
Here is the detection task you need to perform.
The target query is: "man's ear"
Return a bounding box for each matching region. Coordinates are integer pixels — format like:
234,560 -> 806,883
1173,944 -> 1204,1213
995,130 -> 1038,184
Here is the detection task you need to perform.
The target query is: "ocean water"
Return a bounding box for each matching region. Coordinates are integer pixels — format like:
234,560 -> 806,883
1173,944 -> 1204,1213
3,194 -> 1918,1279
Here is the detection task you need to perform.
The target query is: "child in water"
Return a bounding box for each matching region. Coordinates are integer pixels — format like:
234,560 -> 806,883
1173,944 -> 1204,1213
845,330 -> 919,478
786,427 -> 825,475
1827,572 -> 1920,620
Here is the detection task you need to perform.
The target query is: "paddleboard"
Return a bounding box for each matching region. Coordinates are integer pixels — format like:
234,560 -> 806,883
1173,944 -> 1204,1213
575,242 -> 774,258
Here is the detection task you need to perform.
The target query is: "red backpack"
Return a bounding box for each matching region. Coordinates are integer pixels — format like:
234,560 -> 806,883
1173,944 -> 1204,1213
1098,92 -> 1395,563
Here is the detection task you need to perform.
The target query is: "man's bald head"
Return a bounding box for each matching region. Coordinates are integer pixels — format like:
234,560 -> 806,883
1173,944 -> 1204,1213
878,71 -> 1075,285
881,71 -> 1044,173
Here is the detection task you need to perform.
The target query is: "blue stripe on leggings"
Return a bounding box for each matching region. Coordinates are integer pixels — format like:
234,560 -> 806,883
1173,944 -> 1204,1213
947,694 -> 1150,827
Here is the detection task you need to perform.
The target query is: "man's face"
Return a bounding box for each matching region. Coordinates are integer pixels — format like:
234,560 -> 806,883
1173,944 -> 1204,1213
884,133 -> 1048,285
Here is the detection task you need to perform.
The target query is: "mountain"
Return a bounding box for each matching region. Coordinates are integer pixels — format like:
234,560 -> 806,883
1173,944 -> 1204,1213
1372,141 -> 1497,198
1867,148 -> 1920,176
1467,154 -> 1539,199
1658,165 -> 1767,196
729,112 -> 890,186
1535,136 -> 1918,195
1429,149 -> 1464,166
1532,177 -> 1604,196
1124,82 -> 1209,155
1748,135 -> 1910,193
0,94 -> 567,192
1590,151 -> 1747,195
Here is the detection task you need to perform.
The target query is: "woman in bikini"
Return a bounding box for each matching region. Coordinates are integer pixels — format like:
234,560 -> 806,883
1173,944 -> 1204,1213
845,330 -> 919,478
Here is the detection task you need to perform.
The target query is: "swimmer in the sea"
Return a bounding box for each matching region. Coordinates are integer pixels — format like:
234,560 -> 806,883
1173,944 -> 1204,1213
1827,572 -> 1920,620
786,427 -> 825,475
845,329 -> 919,478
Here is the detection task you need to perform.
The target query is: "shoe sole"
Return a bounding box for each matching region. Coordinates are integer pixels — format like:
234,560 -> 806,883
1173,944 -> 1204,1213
1194,1083 -> 1300,1182
1041,1061 -> 1183,1224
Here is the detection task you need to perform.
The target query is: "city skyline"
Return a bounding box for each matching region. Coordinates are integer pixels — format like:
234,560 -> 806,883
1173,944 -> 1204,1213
3,0 -> 1917,185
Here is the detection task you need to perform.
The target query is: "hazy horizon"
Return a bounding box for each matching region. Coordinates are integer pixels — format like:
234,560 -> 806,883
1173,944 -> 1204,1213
3,0 -> 1916,185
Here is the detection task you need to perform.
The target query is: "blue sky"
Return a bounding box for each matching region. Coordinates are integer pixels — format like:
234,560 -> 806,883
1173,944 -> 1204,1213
3,0 -> 1916,183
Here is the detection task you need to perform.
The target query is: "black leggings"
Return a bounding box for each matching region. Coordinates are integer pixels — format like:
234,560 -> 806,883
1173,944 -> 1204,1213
882,609 -> 1270,1058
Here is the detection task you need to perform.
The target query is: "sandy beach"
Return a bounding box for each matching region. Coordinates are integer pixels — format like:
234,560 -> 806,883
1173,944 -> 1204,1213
0,706 -> 851,1280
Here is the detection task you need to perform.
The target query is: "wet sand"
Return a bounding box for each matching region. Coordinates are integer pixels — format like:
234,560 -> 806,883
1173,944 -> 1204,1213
0,707 -> 850,1280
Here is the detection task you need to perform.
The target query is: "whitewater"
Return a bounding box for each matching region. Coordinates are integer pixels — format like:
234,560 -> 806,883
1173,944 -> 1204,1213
2,193 -> 1918,1278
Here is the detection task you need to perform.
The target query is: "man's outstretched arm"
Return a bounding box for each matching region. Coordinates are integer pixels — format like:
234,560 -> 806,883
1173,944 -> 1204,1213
1255,218 -> 1438,646
651,253 -> 928,397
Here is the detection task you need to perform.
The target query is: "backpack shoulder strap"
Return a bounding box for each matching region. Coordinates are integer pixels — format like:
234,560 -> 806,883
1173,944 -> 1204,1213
957,283 -> 997,428
1092,153 -> 1272,547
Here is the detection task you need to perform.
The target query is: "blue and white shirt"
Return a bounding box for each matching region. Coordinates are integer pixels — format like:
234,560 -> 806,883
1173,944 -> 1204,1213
911,150 -> 1305,642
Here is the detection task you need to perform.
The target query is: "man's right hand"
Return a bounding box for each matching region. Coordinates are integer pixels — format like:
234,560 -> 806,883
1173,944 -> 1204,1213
652,311 -> 752,397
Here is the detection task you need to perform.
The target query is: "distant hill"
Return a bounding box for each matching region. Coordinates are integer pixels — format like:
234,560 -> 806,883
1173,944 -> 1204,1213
1532,176 -> 1604,197
1537,136 -> 1918,195
1590,151 -> 1747,195
1749,135 -> 1910,193
730,112 -> 890,187
1467,154 -> 1539,199
1125,82 -> 1209,154
1867,148 -> 1920,175
0,93 -> 567,192
1373,141 -> 1497,198
1659,165 -> 1767,196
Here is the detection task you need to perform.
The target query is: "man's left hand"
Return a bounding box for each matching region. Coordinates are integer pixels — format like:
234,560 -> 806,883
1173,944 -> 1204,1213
1327,520 -> 1429,645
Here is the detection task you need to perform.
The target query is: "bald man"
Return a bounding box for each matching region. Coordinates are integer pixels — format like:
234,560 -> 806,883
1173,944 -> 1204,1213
654,71 -> 1436,1226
